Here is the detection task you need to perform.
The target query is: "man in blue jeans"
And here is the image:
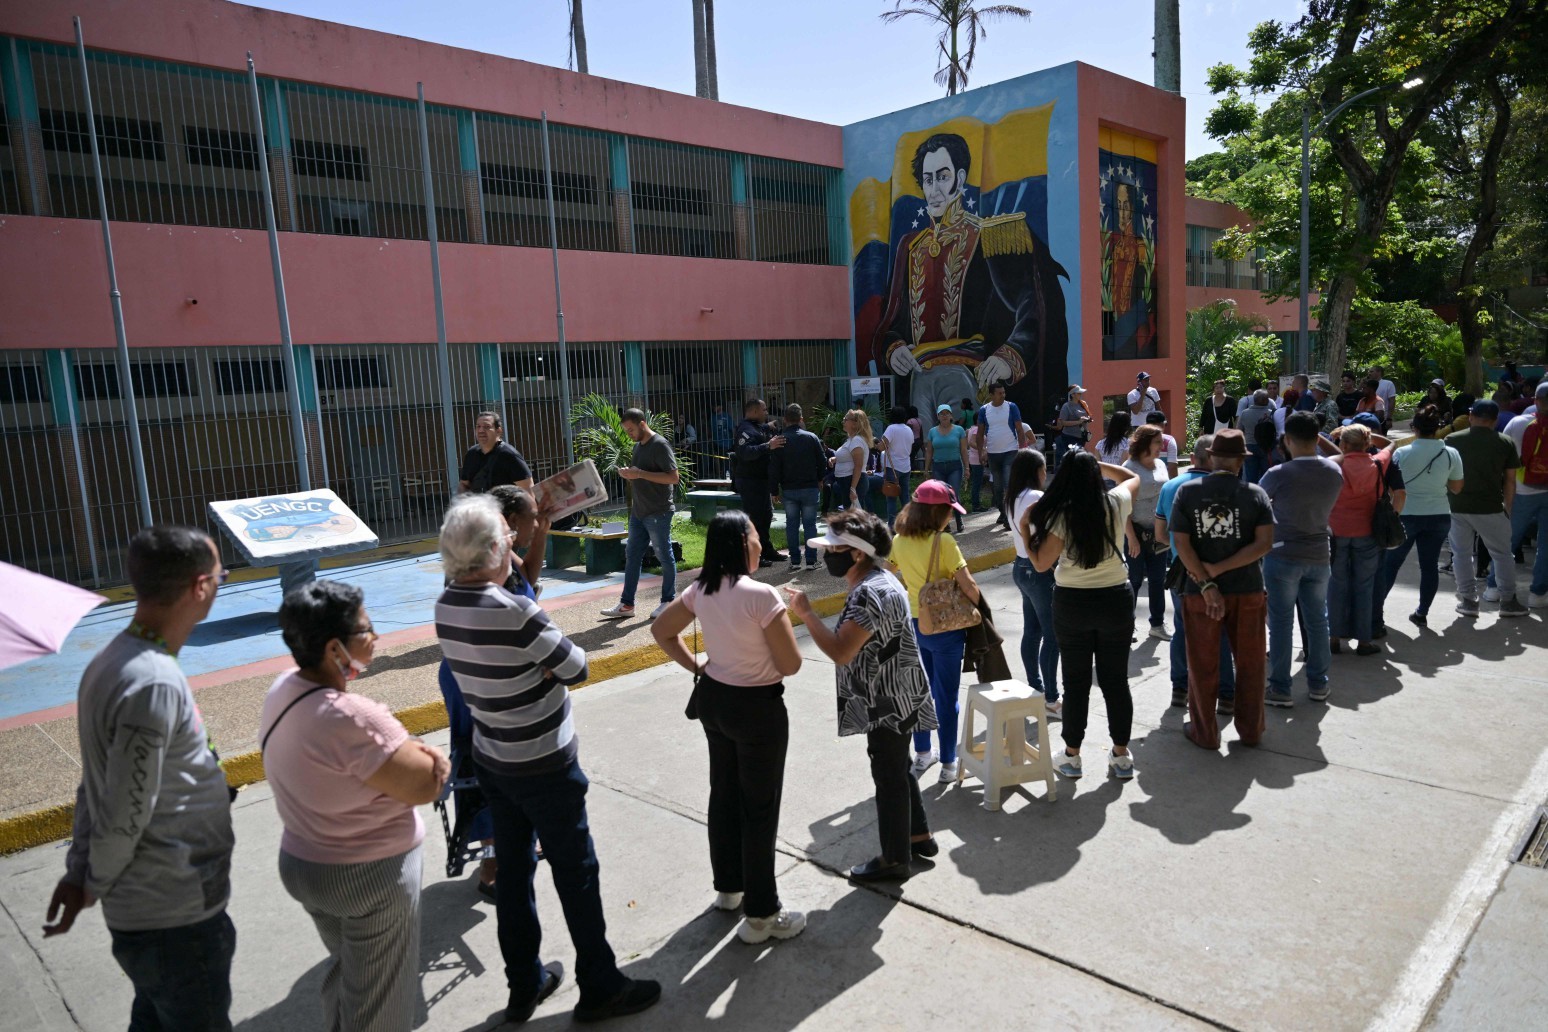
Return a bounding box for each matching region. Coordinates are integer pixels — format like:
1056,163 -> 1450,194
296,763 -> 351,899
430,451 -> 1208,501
601,408 -> 680,621
1258,412 -> 1345,706
1154,435 -> 1237,711
977,381 -> 1028,529
768,403 -> 827,571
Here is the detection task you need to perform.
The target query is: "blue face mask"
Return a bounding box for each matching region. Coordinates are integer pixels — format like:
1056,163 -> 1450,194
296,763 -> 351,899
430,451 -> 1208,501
823,550 -> 856,577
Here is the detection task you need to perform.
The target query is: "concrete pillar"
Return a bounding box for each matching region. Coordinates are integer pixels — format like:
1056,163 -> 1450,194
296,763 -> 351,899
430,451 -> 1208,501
44,350 -> 95,581
458,110 -> 486,244
624,342 -> 646,408
608,135 -> 633,252
742,341 -> 759,388
293,344 -> 329,488
2,40 -> 50,216
259,78 -> 296,231
731,153 -> 753,259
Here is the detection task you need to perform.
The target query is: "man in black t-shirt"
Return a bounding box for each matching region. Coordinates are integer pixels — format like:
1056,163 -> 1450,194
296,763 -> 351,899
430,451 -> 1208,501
459,411 -> 533,495
1171,429 -> 1275,751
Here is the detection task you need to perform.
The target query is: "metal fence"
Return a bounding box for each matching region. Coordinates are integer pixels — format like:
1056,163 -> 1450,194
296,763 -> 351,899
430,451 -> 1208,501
0,35 -> 846,263
0,340 -> 849,586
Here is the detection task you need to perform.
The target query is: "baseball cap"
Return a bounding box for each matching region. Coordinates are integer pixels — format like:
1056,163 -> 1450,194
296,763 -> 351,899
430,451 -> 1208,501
1136,371 -> 1151,381
936,403 -> 954,414
1310,377 -> 1331,392
1208,429 -> 1247,457
1342,412 -> 1382,430
911,479 -> 967,513
1068,384 -> 1088,395
1470,399 -> 1500,418
1431,377 -> 1446,387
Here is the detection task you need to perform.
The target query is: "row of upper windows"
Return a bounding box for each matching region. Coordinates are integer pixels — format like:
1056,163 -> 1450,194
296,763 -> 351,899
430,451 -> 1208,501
0,39 -> 845,265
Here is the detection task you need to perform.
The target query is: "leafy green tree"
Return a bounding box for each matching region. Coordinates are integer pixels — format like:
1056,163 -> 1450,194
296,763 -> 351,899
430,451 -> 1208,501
1185,300 -> 1281,399
1345,298 -> 1453,386
879,0 -> 1031,96
1202,0 -> 1539,382
570,394 -> 693,505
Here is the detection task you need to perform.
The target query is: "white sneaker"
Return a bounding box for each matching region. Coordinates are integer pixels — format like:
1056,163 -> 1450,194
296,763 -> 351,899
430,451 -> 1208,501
599,603 -> 635,620
910,750 -> 938,777
1148,624 -> 1172,641
1482,586 -> 1502,603
1044,700 -> 1062,720
738,908 -> 806,944
649,602 -> 670,620
1530,592 -> 1548,609
1109,751 -> 1135,780
938,761 -> 960,784
713,891 -> 743,912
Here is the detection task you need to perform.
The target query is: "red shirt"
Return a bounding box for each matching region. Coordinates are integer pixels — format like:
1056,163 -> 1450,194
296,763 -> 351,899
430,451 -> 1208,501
1328,450 -> 1391,539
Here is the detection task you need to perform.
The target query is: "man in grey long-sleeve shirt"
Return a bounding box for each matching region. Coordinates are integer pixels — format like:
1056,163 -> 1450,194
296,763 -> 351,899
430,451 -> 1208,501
45,526 -> 237,1031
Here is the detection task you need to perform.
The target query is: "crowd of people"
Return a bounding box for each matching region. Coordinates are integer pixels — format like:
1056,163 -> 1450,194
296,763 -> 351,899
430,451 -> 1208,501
42,364 -> 1545,1030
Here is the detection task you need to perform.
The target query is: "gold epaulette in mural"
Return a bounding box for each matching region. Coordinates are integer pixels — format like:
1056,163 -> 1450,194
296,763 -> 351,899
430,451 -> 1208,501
975,212 -> 1035,258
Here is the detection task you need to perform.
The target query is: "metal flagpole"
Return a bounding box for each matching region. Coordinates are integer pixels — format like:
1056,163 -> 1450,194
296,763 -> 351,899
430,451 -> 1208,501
73,18 -> 152,527
245,51 -> 311,492
540,111 -> 576,464
417,84 -> 461,497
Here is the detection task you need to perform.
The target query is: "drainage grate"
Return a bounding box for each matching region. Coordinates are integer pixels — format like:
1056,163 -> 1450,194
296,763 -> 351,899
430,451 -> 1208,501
1511,807 -> 1548,868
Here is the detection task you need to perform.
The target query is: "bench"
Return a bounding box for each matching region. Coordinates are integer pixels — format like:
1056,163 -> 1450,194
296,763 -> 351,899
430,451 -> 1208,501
545,523 -> 630,574
693,478 -> 733,492
686,489 -> 741,524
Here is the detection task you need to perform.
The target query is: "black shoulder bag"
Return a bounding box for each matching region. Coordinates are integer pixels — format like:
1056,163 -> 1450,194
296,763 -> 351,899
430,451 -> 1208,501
261,684 -> 329,753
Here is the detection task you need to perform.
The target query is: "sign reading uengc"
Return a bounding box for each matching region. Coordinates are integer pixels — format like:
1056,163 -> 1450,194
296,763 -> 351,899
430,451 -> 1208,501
209,489 -> 378,564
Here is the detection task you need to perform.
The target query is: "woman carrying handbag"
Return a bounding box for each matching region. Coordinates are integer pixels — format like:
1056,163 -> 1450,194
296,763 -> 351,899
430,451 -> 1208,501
888,481 -> 981,784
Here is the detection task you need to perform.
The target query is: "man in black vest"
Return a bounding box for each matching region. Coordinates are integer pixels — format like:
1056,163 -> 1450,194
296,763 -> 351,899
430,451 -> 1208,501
768,403 -> 829,572
733,399 -> 787,567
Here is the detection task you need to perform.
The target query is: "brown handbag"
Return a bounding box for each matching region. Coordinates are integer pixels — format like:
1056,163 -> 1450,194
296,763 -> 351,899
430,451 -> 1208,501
916,532 -> 982,635
879,447 -> 903,498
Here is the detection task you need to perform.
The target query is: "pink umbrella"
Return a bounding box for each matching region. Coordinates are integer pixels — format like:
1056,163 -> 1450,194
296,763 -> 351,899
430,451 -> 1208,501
0,563 -> 106,672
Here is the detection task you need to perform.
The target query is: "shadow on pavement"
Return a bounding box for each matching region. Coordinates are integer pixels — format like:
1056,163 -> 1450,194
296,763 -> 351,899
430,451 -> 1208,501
187,611 -> 279,646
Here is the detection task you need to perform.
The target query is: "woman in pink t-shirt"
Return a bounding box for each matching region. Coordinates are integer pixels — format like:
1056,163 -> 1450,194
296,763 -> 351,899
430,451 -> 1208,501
262,580 -> 449,1032
653,512 -> 804,946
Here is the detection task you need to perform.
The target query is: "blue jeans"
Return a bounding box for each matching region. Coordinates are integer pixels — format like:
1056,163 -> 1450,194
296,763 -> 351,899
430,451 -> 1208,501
781,487 -> 820,565
1170,588 -> 1234,699
1329,535 -> 1381,641
1126,537 -> 1168,627
986,450 -> 1017,521
1489,490 -> 1548,597
1053,434 -> 1086,469
1379,513 -> 1452,620
1011,557 -> 1059,701
1264,554 -> 1331,695
968,464 -> 985,509
931,461 -> 964,500
620,511 -> 675,608
476,757 -> 627,1005
109,911 -> 236,1032
910,619 -> 964,764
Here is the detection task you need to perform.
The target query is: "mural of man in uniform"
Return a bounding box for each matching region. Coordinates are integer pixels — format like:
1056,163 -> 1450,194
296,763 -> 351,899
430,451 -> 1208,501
1101,174 -> 1158,359
874,132 -> 1068,421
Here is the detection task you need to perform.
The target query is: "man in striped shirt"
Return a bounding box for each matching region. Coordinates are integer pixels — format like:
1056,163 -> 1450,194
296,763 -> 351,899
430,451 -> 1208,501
436,495 -> 660,1024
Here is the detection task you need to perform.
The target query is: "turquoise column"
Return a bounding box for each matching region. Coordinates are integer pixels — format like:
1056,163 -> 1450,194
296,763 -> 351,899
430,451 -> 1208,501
831,340 -> 851,378
259,78 -> 296,230
741,341 -> 759,388
624,342 -> 646,407
292,344 -> 330,487
43,350 -> 75,427
44,350 -> 100,583
477,343 -> 503,406
457,110 -> 486,243
730,153 -> 753,259
1,40 -> 46,215
608,135 -> 633,252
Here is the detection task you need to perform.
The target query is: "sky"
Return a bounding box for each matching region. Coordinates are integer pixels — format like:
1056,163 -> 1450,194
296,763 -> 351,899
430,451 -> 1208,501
240,0 -> 1307,160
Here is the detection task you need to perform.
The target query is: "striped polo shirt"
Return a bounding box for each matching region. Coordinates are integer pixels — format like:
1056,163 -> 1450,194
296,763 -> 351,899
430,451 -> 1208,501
434,581 -> 588,775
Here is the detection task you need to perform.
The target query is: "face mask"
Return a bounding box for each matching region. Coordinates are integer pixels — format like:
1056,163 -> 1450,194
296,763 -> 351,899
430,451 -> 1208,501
333,644 -> 368,681
823,550 -> 856,577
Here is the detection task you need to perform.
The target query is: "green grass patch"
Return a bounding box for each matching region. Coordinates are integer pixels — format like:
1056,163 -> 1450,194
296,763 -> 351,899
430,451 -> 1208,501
668,512 -> 786,571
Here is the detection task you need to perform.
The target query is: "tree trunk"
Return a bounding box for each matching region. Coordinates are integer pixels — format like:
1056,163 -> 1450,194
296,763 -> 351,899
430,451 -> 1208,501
692,0 -> 709,99
1456,81 -> 1512,397
948,17 -> 961,95
1318,274 -> 1360,380
704,0 -> 719,100
571,0 -> 588,74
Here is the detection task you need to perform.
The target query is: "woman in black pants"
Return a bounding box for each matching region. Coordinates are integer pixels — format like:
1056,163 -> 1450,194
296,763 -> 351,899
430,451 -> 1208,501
654,512 -> 805,944
1027,452 -> 1142,781
786,508 -> 939,882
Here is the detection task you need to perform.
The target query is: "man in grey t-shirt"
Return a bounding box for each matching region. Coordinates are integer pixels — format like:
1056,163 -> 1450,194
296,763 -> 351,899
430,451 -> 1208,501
44,526 -> 236,1030
1258,412 -> 1346,707
601,407 -> 680,621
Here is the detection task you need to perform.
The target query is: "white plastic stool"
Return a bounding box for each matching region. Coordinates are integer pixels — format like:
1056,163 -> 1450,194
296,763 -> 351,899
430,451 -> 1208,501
956,680 -> 1057,808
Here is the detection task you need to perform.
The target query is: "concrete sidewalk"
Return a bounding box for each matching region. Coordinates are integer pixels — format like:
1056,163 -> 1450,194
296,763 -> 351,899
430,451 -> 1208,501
1,556 -> 1545,1031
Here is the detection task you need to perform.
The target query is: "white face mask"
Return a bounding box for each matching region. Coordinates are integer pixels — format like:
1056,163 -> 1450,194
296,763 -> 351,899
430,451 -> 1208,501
334,644 -> 368,681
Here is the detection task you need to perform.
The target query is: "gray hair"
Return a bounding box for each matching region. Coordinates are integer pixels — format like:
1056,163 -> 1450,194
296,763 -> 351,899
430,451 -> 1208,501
440,494 -> 508,579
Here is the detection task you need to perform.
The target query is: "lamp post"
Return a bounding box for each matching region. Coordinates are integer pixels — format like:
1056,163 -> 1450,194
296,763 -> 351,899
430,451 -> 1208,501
1298,79 -> 1422,374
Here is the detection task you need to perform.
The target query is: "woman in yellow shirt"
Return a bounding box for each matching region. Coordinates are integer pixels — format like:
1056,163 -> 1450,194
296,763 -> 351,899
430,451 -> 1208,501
889,480 -> 981,783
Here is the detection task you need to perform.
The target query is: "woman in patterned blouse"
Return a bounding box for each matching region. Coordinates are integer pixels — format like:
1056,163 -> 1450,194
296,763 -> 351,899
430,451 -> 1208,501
785,509 -> 938,883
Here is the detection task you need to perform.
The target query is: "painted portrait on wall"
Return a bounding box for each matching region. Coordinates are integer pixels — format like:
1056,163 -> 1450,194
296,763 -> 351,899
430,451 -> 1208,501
850,107 -> 1069,422
1099,128 -> 1159,361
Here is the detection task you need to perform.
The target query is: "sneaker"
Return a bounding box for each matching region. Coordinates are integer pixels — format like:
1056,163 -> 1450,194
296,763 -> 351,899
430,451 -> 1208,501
789,562 -> 803,573
1170,686 -> 1187,708
1408,611 -> 1428,628
1217,696 -> 1235,717
649,602 -> 670,620
574,978 -> 662,1023
1456,596 -> 1480,617
1530,592 -> 1548,609
1109,751 -> 1135,780
1148,624 -> 1172,641
506,966 -> 563,1024
713,891 -> 743,912
1500,596 -> 1529,618
938,761 -> 960,784
1044,700 -> 1062,720
910,750 -> 938,777
598,603 -> 635,620
1056,753 -> 1083,779
1265,691 -> 1294,708
737,909 -> 807,944
1482,586 -> 1502,603
1309,683 -> 1331,702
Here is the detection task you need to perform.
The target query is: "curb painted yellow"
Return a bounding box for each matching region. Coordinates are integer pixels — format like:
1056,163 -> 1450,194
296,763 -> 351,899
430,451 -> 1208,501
0,548 -> 1016,854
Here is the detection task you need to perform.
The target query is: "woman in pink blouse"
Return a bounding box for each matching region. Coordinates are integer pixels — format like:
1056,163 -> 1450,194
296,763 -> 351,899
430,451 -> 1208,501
262,580 -> 450,1032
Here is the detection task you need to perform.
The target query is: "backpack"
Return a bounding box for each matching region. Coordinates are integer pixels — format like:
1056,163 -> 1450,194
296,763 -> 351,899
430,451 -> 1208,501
1522,418 -> 1548,488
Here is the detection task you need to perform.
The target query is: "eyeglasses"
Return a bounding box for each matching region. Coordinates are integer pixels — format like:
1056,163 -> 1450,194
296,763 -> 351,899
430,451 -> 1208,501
200,568 -> 229,585
349,625 -> 379,643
